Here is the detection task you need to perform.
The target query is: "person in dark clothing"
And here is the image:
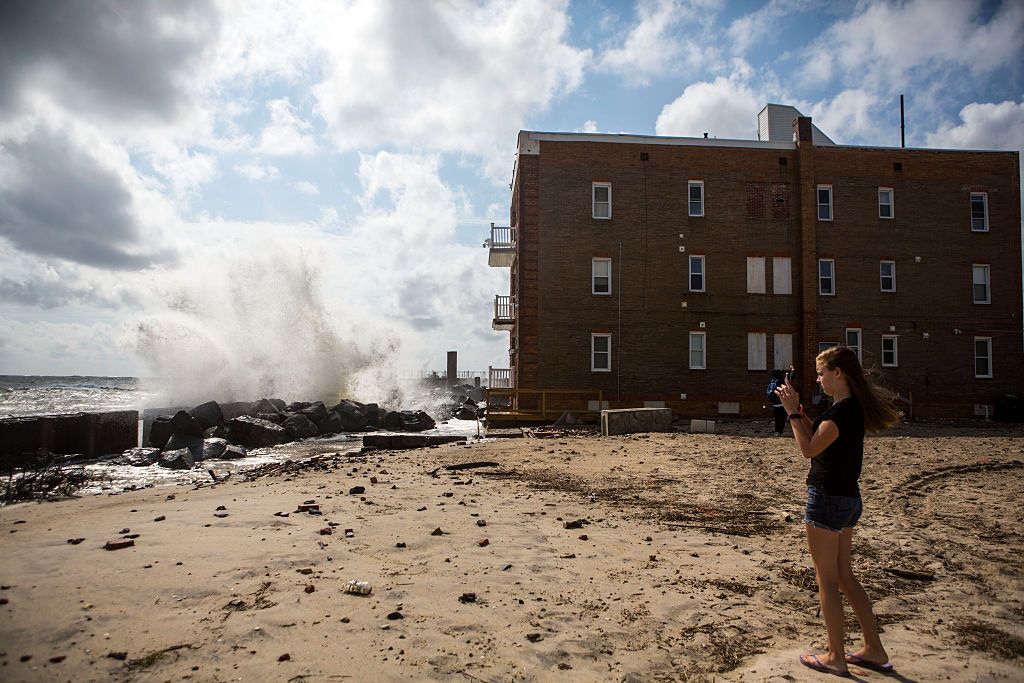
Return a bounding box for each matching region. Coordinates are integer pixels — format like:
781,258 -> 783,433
766,366 -> 795,435
774,346 -> 901,678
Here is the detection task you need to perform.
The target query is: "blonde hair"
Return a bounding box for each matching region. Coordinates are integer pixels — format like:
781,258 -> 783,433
816,346 -> 902,433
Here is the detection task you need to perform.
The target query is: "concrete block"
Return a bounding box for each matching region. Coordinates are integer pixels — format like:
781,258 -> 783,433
718,402 -> 740,414
0,410 -> 139,467
600,408 -> 672,436
689,419 -> 717,434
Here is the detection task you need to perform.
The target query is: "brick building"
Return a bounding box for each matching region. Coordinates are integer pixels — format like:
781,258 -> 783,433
486,105 -> 1022,419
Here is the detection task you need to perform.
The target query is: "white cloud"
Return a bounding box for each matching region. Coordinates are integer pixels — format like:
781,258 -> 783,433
258,97 -> 317,156
233,161 -> 280,181
810,89 -> 880,143
577,120 -> 599,133
598,0 -> 721,85
925,99 -> 1024,150
655,72 -> 763,139
291,180 -> 320,195
311,0 -> 589,180
727,0 -> 813,56
805,0 -> 1024,87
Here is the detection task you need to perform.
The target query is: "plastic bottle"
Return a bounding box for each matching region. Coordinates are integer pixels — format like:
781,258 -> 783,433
343,579 -> 372,595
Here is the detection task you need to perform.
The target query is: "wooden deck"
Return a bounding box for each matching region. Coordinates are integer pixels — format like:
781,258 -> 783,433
484,388 -> 604,426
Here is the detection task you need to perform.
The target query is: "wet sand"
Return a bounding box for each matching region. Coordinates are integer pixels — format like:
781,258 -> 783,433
1,420 -> 1022,682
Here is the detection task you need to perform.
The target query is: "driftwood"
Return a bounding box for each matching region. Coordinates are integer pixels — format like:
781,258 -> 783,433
3,450 -> 96,504
429,461 -> 501,477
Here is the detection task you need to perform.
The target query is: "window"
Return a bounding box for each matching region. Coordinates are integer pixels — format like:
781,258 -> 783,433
974,337 -> 992,378
846,328 -> 862,362
747,333 -> 767,370
880,261 -> 896,292
592,258 -> 611,295
688,181 -> 704,217
773,257 -> 792,294
878,187 -> 893,219
746,257 -> 766,294
592,183 -> 611,219
689,255 -> 705,292
689,332 -> 706,369
817,185 -> 833,221
591,334 -> 611,372
774,334 -> 793,370
970,192 -> 988,232
972,264 -> 990,304
818,259 -> 835,295
882,335 -> 898,367
818,341 -> 839,354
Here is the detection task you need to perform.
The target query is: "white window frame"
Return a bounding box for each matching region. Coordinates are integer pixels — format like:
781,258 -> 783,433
591,333 -> 611,372
592,182 -> 611,220
772,256 -> 792,295
818,341 -> 840,354
845,328 -> 862,362
591,257 -> 611,296
689,331 -> 706,370
878,187 -> 894,219
689,255 -> 705,293
817,184 -> 833,221
972,264 -> 990,304
880,260 -> 896,293
688,180 -> 704,217
974,337 -> 992,378
818,258 -> 835,296
970,192 -> 988,232
747,332 -> 767,371
746,256 -> 766,294
881,335 -> 898,367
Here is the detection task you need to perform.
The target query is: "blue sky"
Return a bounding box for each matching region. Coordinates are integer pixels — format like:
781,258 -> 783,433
0,0 -> 1021,403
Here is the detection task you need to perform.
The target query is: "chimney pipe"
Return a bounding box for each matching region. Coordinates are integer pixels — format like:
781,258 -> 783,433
900,94 -> 905,149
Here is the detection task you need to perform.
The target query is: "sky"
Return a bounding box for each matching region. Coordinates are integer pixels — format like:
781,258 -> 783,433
0,0 -> 1022,397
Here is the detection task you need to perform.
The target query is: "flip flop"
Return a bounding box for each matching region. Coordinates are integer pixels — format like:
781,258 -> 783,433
799,653 -> 852,678
846,652 -> 895,672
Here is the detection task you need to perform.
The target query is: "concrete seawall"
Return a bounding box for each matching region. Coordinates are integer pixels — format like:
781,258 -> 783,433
0,411 -> 138,468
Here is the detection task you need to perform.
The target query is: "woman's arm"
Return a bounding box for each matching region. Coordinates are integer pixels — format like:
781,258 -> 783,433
775,377 -> 839,459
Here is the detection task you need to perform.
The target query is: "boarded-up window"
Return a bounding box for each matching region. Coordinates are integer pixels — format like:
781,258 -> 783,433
746,183 -> 765,218
773,334 -> 793,370
771,183 -> 790,219
746,257 -> 766,294
747,333 -> 767,370
773,257 -> 792,294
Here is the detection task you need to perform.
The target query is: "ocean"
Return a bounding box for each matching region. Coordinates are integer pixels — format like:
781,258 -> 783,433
0,375 -> 479,493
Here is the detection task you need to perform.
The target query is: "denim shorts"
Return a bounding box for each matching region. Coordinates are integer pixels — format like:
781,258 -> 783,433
805,486 -> 863,532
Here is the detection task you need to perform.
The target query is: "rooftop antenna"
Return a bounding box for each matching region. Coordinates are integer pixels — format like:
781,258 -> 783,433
900,94 -> 905,149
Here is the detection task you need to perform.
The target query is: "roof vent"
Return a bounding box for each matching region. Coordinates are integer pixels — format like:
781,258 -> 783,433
894,162 -> 903,171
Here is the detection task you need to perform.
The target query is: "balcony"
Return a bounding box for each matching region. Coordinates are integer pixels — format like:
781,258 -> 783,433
484,223 -> 515,267
488,366 -> 513,389
492,295 -> 515,331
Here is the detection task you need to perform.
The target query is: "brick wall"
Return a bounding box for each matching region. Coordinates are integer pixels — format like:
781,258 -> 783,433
508,134 -> 1022,417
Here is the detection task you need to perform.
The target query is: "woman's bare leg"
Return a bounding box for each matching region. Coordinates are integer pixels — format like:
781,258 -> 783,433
837,527 -> 889,664
805,524 -> 848,672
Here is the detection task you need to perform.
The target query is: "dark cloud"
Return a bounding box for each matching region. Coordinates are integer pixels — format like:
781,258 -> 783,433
0,126 -> 177,269
0,0 -> 220,122
0,276 -> 141,310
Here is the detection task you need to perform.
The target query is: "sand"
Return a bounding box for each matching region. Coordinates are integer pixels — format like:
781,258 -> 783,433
1,420 -> 1023,682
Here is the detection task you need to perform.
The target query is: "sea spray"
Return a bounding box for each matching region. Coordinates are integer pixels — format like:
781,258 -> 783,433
128,250 -> 417,409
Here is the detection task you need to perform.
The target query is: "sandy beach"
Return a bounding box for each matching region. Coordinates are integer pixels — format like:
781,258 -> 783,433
1,420 -> 1023,682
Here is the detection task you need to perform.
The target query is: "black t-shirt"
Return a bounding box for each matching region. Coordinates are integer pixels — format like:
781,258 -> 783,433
807,396 -> 865,497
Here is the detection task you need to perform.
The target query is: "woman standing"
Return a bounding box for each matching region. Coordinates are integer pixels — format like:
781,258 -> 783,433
775,346 -> 901,677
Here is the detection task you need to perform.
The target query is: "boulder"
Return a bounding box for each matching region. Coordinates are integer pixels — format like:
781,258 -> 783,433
148,416 -> 175,449
227,416 -> 288,448
120,447 -> 162,467
165,433 -> 204,462
171,410 -> 204,438
383,410 -> 436,432
220,444 -> 248,460
256,412 -> 284,424
454,405 -> 479,420
202,438 -> 228,460
159,447 -> 195,470
248,398 -> 282,417
334,400 -> 368,431
284,401 -> 312,413
220,401 -> 251,421
316,410 -> 342,436
204,425 -> 227,439
363,403 -> 382,428
189,401 -> 224,430
283,414 -> 318,440
299,401 -> 328,425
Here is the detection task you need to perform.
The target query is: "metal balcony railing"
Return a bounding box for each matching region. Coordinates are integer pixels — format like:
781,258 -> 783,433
485,223 -> 515,267
492,295 -> 515,331
488,366 -> 513,389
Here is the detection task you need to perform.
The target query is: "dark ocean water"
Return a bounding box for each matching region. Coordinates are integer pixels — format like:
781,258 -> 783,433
0,375 -> 159,418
